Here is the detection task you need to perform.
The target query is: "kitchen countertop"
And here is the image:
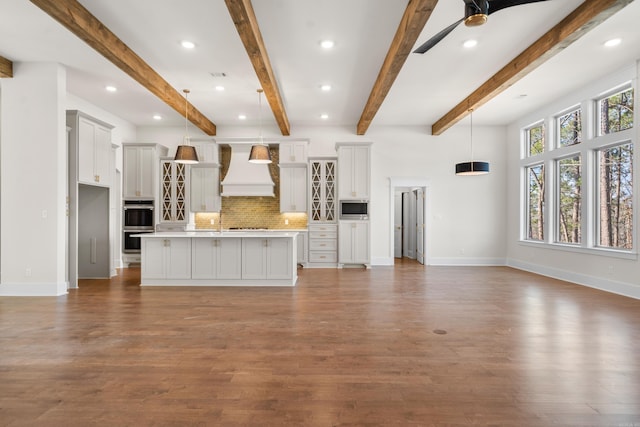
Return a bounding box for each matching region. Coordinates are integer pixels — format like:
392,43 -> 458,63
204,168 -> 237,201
136,230 -> 300,238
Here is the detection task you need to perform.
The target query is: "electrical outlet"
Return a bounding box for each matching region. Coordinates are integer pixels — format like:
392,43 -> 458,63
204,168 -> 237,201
284,219 -> 289,225
210,218 -> 215,225
25,268 -> 32,277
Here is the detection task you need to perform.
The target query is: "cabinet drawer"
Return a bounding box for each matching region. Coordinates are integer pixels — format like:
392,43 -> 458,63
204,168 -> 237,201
309,251 -> 337,263
309,238 -> 337,251
309,231 -> 337,239
308,224 -> 337,233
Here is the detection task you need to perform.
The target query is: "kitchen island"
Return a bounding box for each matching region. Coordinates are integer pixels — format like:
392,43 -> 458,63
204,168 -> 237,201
138,231 -> 298,286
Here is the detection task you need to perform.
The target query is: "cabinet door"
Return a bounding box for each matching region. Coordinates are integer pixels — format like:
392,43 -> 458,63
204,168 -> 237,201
165,238 -> 191,279
191,238 -> 216,279
280,166 -> 307,213
338,222 -> 354,263
279,141 -> 308,164
142,238 -> 167,279
191,166 -> 220,212
160,161 -> 188,223
78,117 -> 96,184
122,146 -> 139,198
352,222 -> 370,263
94,125 -> 111,186
309,160 -> 337,222
241,239 -> 267,279
138,146 -> 156,198
266,238 -> 292,279
217,238 -> 242,279
337,146 -> 370,200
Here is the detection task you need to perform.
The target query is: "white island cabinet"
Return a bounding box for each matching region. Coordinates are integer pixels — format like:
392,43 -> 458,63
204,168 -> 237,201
139,231 -> 297,286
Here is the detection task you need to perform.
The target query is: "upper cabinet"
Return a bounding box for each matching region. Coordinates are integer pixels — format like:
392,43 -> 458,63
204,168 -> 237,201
309,158 -> 337,223
336,142 -> 372,200
279,140 -> 308,165
122,143 -> 168,199
67,111 -> 114,187
191,142 -> 219,164
280,166 -> 307,213
159,158 -> 188,225
190,165 -> 221,213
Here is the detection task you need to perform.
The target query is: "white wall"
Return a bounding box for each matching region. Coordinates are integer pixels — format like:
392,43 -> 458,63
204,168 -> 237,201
0,62 -> 68,295
138,123 -> 509,266
506,63 -> 639,299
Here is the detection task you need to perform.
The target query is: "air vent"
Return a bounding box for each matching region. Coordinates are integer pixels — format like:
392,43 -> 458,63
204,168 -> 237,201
210,72 -> 227,78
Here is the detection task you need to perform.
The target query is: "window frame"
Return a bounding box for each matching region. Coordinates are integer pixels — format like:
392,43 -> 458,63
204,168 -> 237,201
519,79 -> 636,259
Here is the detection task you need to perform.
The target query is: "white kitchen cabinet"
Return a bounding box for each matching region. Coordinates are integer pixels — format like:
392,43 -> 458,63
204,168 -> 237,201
191,142 -> 219,164
308,223 -> 337,266
159,158 -> 188,225
308,158 -> 337,223
190,165 -> 221,212
191,237 -> 241,279
242,238 -> 293,280
338,221 -> 370,268
279,166 -> 307,213
68,111 -> 114,187
336,143 -> 371,200
297,230 -> 308,266
142,237 -> 191,279
123,143 -> 168,199
279,140 -> 308,165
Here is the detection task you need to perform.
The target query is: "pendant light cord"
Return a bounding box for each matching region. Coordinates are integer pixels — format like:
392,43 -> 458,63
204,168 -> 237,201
184,89 -> 190,145
258,88 -> 264,145
469,109 -> 474,162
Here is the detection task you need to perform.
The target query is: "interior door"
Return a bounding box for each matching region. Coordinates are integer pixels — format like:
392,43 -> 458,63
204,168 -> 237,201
402,192 -> 409,257
416,189 -> 425,265
394,193 -> 402,258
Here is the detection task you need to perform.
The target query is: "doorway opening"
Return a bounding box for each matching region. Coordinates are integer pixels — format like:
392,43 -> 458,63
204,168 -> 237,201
389,178 -> 430,266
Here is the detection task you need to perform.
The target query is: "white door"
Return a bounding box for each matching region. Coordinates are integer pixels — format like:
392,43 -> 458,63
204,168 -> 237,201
394,193 -> 402,258
416,189 -> 425,265
402,192 -> 410,258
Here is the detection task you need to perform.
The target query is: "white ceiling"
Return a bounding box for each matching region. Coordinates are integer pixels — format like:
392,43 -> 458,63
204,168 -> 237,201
1,0 -> 639,133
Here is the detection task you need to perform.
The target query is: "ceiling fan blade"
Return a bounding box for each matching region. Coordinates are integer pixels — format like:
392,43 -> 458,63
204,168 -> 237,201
413,18 -> 465,54
488,0 -> 550,15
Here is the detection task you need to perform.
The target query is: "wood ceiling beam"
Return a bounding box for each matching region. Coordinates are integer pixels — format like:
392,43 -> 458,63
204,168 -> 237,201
432,0 -> 633,135
225,0 -> 291,136
29,0 -> 217,135
0,55 -> 13,78
357,0 -> 440,135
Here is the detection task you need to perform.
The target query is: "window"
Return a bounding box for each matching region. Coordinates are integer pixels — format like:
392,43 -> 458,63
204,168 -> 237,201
599,88 -> 634,135
598,142 -> 633,249
527,164 -> 545,241
558,108 -> 582,147
557,156 -> 582,244
520,82 -> 634,254
527,122 -> 545,156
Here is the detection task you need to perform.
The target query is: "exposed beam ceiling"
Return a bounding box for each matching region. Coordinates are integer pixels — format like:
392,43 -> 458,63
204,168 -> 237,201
356,0 -> 439,135
225,0 -> 291,136
29,0 -> 217,136
0,55 -> 13,78
431,0 -> 634,135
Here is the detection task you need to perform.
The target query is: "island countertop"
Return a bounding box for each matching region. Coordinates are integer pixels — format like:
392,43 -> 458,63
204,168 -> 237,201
136,230 -> 300,238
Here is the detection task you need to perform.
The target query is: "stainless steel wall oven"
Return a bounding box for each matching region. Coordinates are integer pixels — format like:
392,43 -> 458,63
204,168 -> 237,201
123,200 -> 154,253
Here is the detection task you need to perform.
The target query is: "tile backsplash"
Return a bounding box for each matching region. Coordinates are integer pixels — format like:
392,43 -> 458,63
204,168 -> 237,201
194,145 -> 308,230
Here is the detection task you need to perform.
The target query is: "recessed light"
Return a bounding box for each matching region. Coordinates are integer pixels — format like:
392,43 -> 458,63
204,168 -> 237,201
105,85 -> 117,92
153,115 -> 162,120
181,40 -> 196,49
320,114 -> 329,120
604,38 -> 621,47
238,114 -> 247,120
463,39 -> 478,49
320,84 -> 332,92
320,40 -> 335,49
215,86 -> 225,91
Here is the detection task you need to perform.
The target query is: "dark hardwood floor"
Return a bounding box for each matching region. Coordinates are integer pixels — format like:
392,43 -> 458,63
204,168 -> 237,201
1,261 -> 639,426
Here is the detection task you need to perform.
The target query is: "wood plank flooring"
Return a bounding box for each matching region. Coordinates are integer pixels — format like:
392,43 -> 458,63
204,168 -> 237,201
1,260 -> 640,426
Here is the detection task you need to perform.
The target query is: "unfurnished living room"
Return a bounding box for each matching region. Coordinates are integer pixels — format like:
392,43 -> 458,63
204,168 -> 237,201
1,0 -> 639,425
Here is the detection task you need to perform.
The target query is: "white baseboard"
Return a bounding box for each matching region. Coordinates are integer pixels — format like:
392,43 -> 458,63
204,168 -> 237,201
0,282 -> 68,296
507,259 -> 640,300
372,257 -> 394,266
429,257 -> 507,266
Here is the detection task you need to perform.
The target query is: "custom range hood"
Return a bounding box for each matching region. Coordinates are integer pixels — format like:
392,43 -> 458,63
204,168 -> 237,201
221,143 -> 275,197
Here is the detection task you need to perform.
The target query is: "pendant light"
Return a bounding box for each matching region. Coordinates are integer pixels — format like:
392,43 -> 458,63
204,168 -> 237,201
174,89 -> 199,164
455,109 -> 489,175
248,88 -> 272,164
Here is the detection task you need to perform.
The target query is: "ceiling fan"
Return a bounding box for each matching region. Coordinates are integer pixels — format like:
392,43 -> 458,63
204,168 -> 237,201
413,0 -> 551,54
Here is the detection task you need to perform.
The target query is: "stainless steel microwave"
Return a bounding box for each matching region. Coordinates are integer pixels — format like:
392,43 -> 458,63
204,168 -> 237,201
340,201 -> 369,220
